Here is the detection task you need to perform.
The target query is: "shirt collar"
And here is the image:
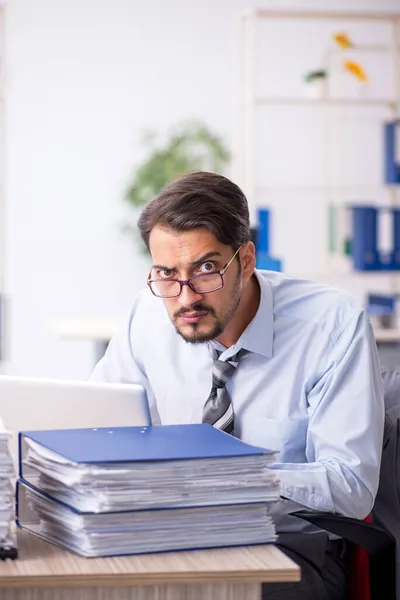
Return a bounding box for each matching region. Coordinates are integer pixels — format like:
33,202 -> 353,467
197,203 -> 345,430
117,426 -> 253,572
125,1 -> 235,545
210,270 -> 274,359
237,270 -> 274,358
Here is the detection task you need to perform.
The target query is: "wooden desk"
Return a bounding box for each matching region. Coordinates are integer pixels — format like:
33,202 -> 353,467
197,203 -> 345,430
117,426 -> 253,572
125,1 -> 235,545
48,317 -> 400,368
373,328 -> 400,343
47,319 -> 123,363
0,530 -> 300,599
49,319 -> 400,346
48,319 -> 123,343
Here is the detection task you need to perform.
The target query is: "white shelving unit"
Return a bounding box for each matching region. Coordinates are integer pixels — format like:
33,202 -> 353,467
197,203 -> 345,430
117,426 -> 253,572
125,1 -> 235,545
232,7 -> 400,339
0,4 -> 5,362
233,8 -> 400,284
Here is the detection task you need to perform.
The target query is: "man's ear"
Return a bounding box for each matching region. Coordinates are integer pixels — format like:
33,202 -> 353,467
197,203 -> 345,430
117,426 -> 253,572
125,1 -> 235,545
240,242 -> 256,278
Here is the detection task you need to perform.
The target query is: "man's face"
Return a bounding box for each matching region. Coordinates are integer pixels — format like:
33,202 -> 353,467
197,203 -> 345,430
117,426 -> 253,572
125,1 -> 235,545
148,226 -> 243,343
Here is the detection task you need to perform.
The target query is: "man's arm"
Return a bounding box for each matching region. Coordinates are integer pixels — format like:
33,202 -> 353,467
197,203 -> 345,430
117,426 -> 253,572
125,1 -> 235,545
271,309 -> 384,519
90,306 -> 161,424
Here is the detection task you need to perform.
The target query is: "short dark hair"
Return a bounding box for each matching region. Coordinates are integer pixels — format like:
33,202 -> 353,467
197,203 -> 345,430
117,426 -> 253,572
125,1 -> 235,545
137,171 -> 251,251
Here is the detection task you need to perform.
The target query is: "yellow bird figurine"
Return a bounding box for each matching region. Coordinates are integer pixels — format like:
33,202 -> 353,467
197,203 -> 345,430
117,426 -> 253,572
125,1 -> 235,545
333,33 -> 353,49
344,60 -> 368,82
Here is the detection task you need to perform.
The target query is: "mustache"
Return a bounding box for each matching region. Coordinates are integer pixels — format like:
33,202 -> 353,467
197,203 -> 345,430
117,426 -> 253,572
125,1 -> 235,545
174,304 -> 216,319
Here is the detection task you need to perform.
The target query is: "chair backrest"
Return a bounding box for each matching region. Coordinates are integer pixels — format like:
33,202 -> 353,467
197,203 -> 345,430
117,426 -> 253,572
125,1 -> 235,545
371,368 -> 400,599
380,369 -> 400,425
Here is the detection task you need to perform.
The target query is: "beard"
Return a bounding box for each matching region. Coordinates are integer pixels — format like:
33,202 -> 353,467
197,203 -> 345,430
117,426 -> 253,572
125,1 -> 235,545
172,276 -> 242,344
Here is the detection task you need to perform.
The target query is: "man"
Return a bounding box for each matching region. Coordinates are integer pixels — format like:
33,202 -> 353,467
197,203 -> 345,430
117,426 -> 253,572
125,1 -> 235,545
91,171 -> 384,599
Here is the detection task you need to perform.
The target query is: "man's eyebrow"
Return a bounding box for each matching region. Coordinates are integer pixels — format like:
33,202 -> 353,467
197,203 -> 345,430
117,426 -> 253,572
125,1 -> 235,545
189,251 -> 222,267
152,251 -> 222,272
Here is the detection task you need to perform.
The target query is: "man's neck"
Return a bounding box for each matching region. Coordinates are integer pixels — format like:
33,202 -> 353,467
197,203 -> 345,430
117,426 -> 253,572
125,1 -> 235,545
216,274 -> 260,348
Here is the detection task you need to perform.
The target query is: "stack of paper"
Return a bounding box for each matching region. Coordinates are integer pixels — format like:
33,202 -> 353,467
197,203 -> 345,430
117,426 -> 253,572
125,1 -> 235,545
0,419 -> 17,558
17,424 -> 281,557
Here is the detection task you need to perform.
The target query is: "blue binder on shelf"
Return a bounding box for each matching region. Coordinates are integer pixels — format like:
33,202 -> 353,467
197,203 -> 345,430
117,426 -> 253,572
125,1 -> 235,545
384,120 -> 400,184
255,208 -> 282,272
350,206 -> 400,271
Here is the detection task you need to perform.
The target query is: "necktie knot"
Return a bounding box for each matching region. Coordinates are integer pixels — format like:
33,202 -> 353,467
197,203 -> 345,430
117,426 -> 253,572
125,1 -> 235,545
211,349 -> 245,389
211,348 -> 244,365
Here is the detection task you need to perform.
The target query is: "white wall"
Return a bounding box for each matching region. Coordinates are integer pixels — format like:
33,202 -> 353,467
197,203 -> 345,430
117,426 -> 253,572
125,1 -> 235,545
4,0 -> 400,379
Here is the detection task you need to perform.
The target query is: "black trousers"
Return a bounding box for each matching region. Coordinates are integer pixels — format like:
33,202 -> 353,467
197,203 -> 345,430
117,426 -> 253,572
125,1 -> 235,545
262,532 -> 349,599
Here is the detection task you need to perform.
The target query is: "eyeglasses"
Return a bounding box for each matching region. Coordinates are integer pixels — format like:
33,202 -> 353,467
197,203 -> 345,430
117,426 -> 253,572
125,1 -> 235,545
147,247 -> 241,298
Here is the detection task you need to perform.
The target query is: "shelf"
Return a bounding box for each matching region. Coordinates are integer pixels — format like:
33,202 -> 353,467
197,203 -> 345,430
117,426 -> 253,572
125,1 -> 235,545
328,44 -> 400,53
239,97 -> 398,108
258,184 -> 400,189
240,9 -> 400,22
373,328 -> 400,343
255,184 -> 400,194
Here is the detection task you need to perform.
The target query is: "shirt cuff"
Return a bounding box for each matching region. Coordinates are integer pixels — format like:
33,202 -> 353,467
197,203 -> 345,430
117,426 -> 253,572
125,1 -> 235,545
271,463 -> 335,513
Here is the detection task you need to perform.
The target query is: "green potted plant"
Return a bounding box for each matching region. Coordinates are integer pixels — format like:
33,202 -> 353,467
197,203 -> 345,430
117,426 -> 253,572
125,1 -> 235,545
124,119 -> 230,222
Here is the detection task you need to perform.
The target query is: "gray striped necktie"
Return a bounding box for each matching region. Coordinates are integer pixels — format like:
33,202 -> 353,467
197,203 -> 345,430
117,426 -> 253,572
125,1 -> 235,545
202,348 -> 246,435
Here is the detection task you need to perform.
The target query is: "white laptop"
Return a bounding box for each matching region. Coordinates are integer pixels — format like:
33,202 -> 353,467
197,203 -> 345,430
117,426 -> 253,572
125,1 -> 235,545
0,376 -> 151,466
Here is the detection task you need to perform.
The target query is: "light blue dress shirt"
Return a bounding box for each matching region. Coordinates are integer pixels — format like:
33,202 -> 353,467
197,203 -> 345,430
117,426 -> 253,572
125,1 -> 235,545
91,270 -> 384,533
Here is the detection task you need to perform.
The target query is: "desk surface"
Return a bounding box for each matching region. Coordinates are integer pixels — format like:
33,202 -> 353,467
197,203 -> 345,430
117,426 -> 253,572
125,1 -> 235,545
0,531 -> 300,589
373,328 -> 400,342
48,319 -> 123,342
48,318 -> 400,344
